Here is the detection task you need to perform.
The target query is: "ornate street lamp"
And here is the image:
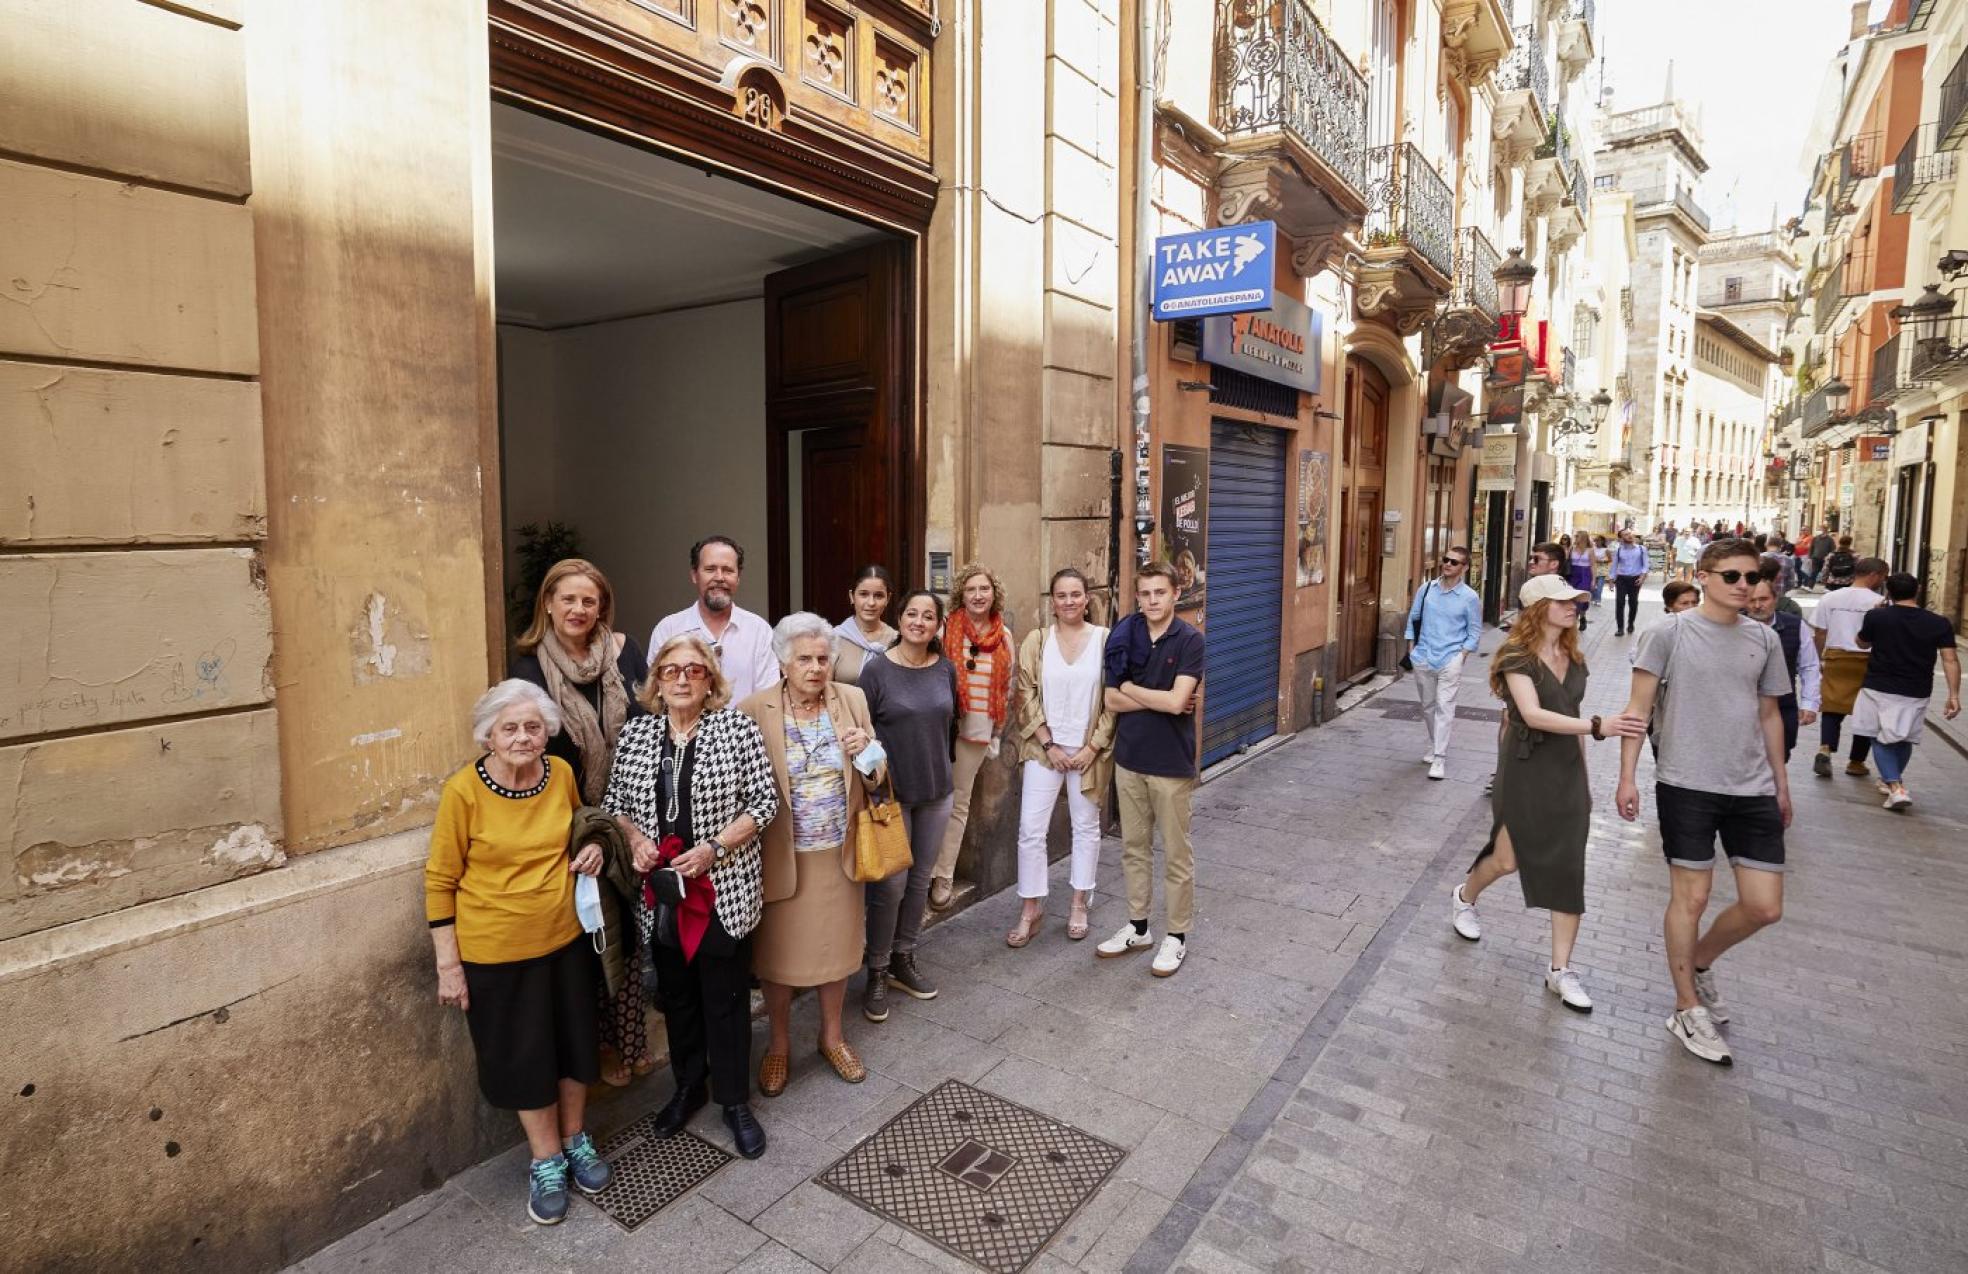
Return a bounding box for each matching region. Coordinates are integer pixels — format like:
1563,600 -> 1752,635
1822,375 -> 1851,414
1589,388 -> 1612,426
1495,248 -> 1536,320
1893,282 -> 1955,352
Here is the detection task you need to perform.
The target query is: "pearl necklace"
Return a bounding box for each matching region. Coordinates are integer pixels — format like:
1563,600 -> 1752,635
660,714 -> 700,827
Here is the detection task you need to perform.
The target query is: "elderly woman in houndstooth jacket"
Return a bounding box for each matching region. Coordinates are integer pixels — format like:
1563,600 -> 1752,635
603,633 -> 778,1160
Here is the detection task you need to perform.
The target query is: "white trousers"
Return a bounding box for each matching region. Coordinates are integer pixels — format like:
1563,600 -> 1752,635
1015,759 -> 1102,899
1411,653 -> 1464,760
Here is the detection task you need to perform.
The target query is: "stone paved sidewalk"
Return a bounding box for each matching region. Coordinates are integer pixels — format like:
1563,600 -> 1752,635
289,589 -> 1968,1274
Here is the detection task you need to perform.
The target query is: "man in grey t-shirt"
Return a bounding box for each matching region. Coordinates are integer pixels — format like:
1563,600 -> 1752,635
1616,539 -> 1794,1069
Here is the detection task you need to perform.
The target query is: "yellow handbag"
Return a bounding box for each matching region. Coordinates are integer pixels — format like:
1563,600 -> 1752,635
849,775 -> 914,883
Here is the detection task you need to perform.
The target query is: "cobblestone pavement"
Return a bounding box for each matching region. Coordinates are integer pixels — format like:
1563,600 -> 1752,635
289,590 -> 1968,1274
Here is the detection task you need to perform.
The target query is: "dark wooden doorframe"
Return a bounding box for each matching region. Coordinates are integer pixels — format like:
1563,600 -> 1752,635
1340,356 -> 1390,680
764,241 -> 917,619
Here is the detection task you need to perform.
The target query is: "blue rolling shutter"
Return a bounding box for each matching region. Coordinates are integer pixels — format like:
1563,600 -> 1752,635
1202,421 -> 1286,767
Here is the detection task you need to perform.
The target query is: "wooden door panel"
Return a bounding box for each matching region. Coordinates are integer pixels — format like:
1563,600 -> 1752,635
801,425 -> 880,613
765,241 -> 912,618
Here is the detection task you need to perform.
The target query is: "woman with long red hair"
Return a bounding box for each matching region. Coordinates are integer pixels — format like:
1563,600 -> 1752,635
927,563 -> 1013,912
1449,577 -> 1646,1013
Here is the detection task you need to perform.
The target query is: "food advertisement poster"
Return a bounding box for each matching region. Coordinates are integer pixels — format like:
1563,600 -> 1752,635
1159,444 -> 1208,615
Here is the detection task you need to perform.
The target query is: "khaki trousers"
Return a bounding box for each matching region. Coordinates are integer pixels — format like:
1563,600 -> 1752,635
1114,765 -> 1196,932
932,737 -> 991,882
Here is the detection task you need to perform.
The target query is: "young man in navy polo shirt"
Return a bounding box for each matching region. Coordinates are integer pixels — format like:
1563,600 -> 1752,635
1096,561 -> 1206,976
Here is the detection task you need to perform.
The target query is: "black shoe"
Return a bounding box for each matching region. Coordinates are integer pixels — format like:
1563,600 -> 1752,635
862,968 -> 890,1023
1812,750 -> 1832,778
723,1103 -> 767,1159
651,1083 -> 707,1139
1614,627 -> 1625,636
888,951 -> 939,1000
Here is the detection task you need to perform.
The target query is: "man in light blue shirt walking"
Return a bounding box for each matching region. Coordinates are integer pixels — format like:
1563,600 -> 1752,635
1610,527 -> 1650,636
1405,547 -> 1484,780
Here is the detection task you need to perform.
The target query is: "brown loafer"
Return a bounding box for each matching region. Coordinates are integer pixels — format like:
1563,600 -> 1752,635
758,1051 -> 790,1098
818,1041 -> 867,1084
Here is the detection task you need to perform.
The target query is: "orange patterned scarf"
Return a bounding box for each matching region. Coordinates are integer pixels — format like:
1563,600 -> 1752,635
944,610 -> 1012,727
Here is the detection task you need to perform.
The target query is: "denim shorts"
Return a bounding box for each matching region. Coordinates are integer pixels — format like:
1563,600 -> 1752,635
1655,783 -> 1786,873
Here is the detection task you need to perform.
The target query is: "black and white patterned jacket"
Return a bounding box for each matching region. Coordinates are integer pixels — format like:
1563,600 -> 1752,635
602,708 -> 779,939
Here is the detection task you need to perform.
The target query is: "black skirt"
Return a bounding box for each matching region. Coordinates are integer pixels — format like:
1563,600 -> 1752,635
461,937 -> 601,1110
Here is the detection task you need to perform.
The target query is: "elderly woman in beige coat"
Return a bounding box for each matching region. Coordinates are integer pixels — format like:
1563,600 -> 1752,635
740,612 -> 886,1097
1006,568 -> 1114,946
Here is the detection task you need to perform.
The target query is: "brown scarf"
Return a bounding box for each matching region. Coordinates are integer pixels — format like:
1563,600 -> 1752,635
537,626 -> 630,803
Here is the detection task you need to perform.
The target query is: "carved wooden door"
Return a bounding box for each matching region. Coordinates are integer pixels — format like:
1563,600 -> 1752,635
765,241 -> 913,618
1340,357 -> 1390,679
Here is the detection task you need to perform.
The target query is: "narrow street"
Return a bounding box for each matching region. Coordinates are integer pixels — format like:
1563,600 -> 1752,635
291,591 -> 1968,1274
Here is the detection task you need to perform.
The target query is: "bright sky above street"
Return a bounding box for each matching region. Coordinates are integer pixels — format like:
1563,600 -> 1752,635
1599,0 -> 1879,233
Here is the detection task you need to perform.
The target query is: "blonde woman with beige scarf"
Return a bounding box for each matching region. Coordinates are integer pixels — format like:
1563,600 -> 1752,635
511,558 -> 652,1086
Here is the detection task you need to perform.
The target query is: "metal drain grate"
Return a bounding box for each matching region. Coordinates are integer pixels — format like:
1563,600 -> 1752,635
1374,701 -> 1503,723
581,1113 -> 732,1231
817,1080 -> 1126,1273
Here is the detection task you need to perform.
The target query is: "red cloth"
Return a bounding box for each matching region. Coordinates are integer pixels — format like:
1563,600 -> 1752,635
643,834 -> 717,962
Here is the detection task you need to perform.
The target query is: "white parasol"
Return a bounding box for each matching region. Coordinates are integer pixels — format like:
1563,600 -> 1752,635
1551,489 -> 1640,515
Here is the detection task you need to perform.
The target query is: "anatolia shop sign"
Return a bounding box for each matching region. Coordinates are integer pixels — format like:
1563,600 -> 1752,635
1201,293 -> 1322,393
1151,221 -> 1276,319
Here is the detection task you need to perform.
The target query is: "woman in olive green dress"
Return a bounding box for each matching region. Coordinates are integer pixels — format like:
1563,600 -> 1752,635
1448,576 -> 1646,1013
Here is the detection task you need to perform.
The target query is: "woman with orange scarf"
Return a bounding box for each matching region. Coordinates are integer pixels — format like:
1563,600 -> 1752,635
927,563 -> 1014,911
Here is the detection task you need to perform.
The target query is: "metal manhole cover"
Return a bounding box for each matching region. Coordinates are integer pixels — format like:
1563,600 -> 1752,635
816,1080 -> 1126,1273
580,1113 -> 732,1231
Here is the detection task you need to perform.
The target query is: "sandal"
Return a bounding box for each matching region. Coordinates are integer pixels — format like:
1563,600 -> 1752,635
1068,895 -> 1090,941
1006,908 -> 1044,948
599,1046 -> 631,1088
758,1051 -> 790,1098
818,1041 -> 866,1084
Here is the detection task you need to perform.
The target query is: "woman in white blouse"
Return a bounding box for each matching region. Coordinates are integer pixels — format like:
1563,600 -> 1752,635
1007,568 -> 1115,945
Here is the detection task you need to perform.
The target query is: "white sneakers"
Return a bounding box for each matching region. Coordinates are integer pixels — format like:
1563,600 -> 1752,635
1151,935 -> 1186,977
1094,924 -> 1185,976
1545,967 -> 1593,1013
1422,750 -> 1438,765
1667,1006 -> 1733,1065
1094,923 -> 1154,958
1449,884 -> 1481,941
1885,786 -> 1913,810
1427,758 -> 1447,781
1692,967 -> 1730,1024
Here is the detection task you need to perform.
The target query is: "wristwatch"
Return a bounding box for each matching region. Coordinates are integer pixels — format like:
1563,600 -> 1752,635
1590,715 -> 1604,740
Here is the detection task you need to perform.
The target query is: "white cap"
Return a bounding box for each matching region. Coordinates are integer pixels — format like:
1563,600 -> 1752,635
1520,574 -> 1587,608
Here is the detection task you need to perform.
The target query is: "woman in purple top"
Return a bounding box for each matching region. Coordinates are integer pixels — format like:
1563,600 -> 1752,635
1568,539 -> 1596,631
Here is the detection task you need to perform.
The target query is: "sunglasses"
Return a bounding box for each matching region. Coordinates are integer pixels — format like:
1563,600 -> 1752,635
1441,557 -> 1466,568
656,663 -> 711,683
965,639 -> 981,673
1706,569 -> 1752,585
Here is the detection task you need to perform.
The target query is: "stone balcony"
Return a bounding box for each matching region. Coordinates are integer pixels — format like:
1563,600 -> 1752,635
1355,142 -> 1455,333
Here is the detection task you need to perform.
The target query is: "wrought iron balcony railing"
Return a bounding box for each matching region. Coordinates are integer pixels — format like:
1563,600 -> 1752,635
1449,226 -> 1500,321
1945,45 -> 1968,152
1496,25 -> 1549,121
1871,331 -> 1904,404
1566,160 -> 1589,218
1561,346 -> 1576,394
1362,142 -> 1454,280
1215,0 -> 1371,196
1893,122 -> 1957,213
1837,132 -> 1884,203
1908,316 -> 1968,379
1535,104 -> 1570,166
1800,384 -> 1841,437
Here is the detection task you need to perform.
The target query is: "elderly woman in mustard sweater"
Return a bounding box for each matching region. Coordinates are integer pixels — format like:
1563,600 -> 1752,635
425,679 -> 613,1227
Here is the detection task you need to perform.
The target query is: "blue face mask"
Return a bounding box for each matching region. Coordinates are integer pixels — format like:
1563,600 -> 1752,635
574,873 -> 605,938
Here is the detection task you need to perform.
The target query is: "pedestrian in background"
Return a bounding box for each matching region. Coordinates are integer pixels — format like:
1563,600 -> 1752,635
1617,539 -> 1794,1068
1793,529 -> 1816,589
1809,527 -> 1836,590
1746,575 -> 1819,763
1009,568 -> 1113,946
858,589 -> 961,1020
1821,536 -> 1859,591
425,680 -> 612,1224
1611,527 -> 1649,636
508,558 -> 654,1088
1403,546 -> 1482,782
1591,535 -> 1613,607
928,563 -> 1012,912
1450,576 -> 1646,1013
832,564 -> 897,686
1809,557 -> 1888,779
1567,537 -> 1595,631
1098,562 -> 1205,977
605,636 -> 777,1160
1851,573 -> 1961,811
1673,527 -> 1701,582
648,535 -> 780,703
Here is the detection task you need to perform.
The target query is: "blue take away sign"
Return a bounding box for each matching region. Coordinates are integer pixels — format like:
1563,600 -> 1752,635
1151,221 -> 1276,320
